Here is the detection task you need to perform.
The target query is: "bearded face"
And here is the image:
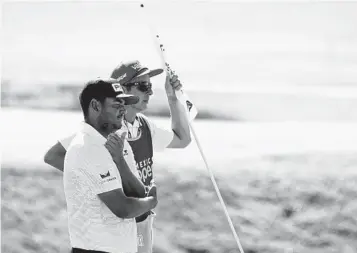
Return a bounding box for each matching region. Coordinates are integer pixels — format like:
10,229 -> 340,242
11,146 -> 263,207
96,98 -> 126,136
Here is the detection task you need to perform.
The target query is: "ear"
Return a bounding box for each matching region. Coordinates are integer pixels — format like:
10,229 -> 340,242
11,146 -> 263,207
90,98 -> 102,113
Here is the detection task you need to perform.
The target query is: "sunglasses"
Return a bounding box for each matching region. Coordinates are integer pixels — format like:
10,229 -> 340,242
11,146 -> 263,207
125,81 -> 152,92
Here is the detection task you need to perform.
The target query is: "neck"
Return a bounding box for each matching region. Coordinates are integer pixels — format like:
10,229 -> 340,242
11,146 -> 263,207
85,118 -> 109,138
124,109 -> 138,124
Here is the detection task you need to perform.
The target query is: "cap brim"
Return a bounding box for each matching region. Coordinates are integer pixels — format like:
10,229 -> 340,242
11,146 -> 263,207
115,94 -> 139,105
148,68 -> 164,77
137,68 -> 164,78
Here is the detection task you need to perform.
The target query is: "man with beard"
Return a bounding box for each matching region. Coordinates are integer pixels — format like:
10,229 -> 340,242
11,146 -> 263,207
44,61 -> 191,253
63,78 -> 157,253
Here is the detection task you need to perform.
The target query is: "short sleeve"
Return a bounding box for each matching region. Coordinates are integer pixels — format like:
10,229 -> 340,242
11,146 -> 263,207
59,134 -> 76,150
143,116 -> 174,152
76,146 -> 123,195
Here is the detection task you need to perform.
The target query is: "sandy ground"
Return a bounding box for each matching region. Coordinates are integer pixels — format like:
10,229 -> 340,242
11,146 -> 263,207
2,152 -> 357,253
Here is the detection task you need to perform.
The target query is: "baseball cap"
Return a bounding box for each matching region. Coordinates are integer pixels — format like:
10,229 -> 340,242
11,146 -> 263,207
79,78 -> 139,107
110,60 -> 164,85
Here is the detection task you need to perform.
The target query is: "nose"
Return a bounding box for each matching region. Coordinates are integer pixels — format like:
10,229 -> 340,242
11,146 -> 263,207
147,89 -> 153,96
117,107 -> 126,117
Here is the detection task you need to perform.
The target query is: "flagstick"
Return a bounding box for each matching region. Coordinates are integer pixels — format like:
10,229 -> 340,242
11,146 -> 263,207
189,124 -> 246,253
140,4 -> 245,253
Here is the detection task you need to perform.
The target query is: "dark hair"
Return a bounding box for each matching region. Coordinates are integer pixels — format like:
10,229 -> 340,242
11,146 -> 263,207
78,79 -> 138,117
79,80 -> 108,117
122,85 -> 133,92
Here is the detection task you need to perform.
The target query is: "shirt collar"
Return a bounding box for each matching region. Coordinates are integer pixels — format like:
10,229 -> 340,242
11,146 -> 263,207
81,122 -> 107,145
123,116 -> 142,128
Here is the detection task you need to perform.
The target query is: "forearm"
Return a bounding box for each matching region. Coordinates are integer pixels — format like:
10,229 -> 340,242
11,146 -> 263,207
49,160 -> 64,172
124,196 -> 157,218
168,97 -> 191,143
114,157 -> 146,197
44,142 -> 66,172
44,154 -> 64,171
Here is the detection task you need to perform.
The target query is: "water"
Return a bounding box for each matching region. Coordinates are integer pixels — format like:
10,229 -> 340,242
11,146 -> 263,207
2,108 -> 357,172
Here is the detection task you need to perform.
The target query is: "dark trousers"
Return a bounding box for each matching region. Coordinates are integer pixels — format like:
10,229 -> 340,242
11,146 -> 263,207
72,248 -> 109,253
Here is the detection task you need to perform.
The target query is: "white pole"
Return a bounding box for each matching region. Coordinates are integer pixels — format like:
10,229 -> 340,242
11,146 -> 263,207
140,4 -> 245,253
188,123 -> 246,253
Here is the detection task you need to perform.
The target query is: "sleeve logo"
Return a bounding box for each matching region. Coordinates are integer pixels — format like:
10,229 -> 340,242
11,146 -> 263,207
100,171 -> 111,179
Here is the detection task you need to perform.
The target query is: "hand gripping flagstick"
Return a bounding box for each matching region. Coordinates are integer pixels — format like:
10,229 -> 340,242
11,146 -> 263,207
140,4 -> 245,253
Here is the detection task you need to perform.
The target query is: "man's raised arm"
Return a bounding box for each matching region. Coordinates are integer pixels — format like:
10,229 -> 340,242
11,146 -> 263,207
165,72 -> 191,148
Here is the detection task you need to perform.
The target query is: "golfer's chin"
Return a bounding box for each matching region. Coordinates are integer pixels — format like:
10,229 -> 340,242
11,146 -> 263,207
113,123 -> 123,131
108,123 -> 123,134
138,102 -> 148,111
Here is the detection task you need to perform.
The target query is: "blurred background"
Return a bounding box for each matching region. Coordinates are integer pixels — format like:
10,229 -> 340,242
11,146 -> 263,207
1,1 -> 357,253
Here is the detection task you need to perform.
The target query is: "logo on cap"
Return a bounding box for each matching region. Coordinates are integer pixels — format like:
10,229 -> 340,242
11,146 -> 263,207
117,73 -> 127,82
112,83 -> 123,92
132,62 -> 142,70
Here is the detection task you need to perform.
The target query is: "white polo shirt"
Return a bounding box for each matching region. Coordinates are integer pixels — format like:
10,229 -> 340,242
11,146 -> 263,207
63,123 -> 137,252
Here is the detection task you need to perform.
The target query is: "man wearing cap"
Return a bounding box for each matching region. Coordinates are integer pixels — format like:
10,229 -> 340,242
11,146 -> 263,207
44,61 -> 191,252
63,78 -> 158,253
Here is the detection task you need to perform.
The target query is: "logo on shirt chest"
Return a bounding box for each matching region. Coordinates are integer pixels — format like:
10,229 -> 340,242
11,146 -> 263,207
186,100 -> 193,112
137,234 -> 144,246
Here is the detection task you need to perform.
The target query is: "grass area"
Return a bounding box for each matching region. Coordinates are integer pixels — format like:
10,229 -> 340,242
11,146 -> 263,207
2,154 -> 357,253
